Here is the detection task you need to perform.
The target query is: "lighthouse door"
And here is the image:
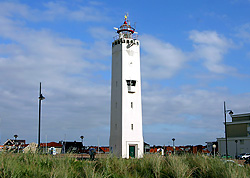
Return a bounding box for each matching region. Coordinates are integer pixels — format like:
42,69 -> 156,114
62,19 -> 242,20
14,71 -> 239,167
129,145 -> 135,158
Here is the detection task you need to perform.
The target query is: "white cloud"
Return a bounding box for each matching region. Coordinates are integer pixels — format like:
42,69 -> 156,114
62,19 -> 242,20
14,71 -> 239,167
140,31 -> 237,78
142,83 -> 250,145
236,23 -> 250,42
0,2 -> 31,19
88,27 -> 114,41
83,27 -> 114,60
190,30 -> 231,47
140,35 -> 187,79
0,1 -> 107,23
43,1 -> 107,22
189,30 -> 235,73
0,2 -> 111,144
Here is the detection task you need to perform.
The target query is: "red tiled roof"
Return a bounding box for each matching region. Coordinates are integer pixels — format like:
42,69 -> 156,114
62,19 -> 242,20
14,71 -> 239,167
150,148 -> 157,153
100,147 -> 109,153
40,142 -> 62,148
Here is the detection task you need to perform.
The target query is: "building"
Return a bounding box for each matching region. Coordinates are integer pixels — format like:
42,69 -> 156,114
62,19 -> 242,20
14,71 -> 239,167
109,15 -> 144,158
40,142 -> 62,154
217,113 -> 250,158
60,141 -> 84,154
3,139 -> 26,152
3,139 -> 25,146
90,146 -> 110,154
23,142 -> 38,153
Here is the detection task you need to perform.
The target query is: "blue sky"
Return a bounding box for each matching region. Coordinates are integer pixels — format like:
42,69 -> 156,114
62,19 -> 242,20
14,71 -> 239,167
0,0 -> 250,146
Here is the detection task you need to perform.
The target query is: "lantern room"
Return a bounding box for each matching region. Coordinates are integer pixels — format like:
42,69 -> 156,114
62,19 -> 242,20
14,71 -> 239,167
114,15 -> 137,40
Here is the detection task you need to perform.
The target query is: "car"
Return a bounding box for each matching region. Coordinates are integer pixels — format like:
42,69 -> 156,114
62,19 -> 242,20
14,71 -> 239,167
238,153 -> 250,159
237,153 -> 245,159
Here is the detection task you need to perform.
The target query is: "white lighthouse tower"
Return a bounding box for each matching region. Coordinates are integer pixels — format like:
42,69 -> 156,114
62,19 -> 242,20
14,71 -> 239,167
110,16 -> 144,158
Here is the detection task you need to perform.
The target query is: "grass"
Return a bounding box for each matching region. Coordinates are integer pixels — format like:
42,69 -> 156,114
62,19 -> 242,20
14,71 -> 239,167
0,153 -> 250,178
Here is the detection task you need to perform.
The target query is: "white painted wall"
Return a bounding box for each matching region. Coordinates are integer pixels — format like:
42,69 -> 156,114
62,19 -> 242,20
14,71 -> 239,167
110,37 -> 144,158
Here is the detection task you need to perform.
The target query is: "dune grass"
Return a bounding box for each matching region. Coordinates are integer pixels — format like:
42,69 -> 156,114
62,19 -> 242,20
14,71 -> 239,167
0,152 -> 250,178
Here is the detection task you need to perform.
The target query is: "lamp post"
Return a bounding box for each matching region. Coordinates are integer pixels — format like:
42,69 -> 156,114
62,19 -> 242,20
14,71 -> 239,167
80,136 -> 84,153
14,134 -> 19,153
14,134 -> 18,150
213,144 -> 216,158
235,140 -> 238,159
224,101 -> 233,159
172,138 -> 175,154
38,82 -> 45,149
80,136 -> 84,146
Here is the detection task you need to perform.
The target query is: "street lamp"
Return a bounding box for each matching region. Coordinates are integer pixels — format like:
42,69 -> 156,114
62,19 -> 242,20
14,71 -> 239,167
14,134 -> 18,141
14,134 -> 18,147
38,82 -> 45,149
235,140 -> 238,159
212,144 -> 216,158
80,136 -> 84,146
224,101 -> 233,159
172,138 -> 175,154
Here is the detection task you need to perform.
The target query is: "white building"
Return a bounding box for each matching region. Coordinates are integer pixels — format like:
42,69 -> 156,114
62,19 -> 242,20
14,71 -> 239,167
217,113 -> 250,158
109,16 -> 144,158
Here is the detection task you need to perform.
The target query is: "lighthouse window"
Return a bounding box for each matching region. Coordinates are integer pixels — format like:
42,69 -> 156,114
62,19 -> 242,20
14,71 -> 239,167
127,40 -> 129,43
126,80 -> 136,86
131,102 -> 133,108
131,124 -> 133,130
131,80 -> 136,86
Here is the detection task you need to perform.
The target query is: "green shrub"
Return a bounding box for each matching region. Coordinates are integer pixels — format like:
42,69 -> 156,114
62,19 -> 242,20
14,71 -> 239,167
0,153 -> 250,178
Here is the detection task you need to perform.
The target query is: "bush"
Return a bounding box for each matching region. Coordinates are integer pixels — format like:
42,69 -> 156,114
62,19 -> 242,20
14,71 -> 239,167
0,153 -> 249,178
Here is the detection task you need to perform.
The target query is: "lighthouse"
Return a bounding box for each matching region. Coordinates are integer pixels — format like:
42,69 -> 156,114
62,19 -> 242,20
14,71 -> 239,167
110,16 -> 144,158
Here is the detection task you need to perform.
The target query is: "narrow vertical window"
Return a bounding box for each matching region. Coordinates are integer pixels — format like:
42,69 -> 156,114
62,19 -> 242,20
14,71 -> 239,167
131,102 -> 133,108
131,124 -> 133,130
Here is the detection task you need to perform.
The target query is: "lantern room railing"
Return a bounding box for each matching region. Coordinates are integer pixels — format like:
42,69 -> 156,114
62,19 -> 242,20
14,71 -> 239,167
113,33 -> 138,41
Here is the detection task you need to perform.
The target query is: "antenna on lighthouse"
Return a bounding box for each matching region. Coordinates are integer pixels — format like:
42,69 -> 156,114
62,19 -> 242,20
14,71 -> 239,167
125,13 -> 130,25
125,13 -> 128,20
134,22 -> 136,30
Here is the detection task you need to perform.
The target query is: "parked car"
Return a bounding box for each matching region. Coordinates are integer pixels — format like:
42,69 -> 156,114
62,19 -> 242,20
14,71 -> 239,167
237,153 -> 246,159
238,153 -> 250,159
